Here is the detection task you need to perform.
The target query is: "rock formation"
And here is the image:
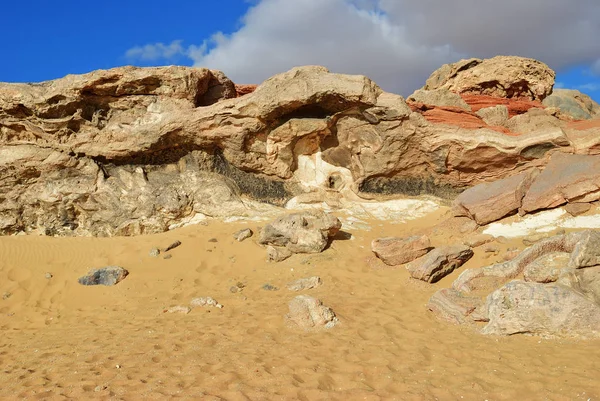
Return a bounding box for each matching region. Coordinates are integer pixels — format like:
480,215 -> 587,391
0,56 -> 598,236
429,230 -> 600,338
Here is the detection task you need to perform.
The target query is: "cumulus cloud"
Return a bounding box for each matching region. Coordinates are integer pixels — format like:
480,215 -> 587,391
127,0 -> 600,96
125,40 -> 186,62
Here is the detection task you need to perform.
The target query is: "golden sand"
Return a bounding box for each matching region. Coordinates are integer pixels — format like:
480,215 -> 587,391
1,209 -> 599,400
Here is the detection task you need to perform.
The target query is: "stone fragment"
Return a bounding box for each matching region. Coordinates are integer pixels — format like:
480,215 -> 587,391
149,248 -> 160,257
78,266 -> 128,286
406,245 -> 474,283
190,297 -> 223,308
287,276 -> 322,291
165,306 -> 191,314
234,228 -> 253,242
482,280 -> 600,338
564,202 -> 591,216
371,235 -> 432,266
266,246 -> 293,262
285,295 -> 338,330
262,284 -> 279,291
259,211 -> 341,254
162,240 -> 181,252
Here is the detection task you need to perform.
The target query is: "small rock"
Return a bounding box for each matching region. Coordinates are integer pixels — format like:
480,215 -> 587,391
162,240 -> 181,252
94,385 -> 107,392
190,296 -> 223,308
165,305 -> 191,314
262,283 -> 279,291
149,248 -> 161,257
406,245 -> 474,283
2,292 -> 11,300
285,295 -> 338,330
234,228 -> 253,242
78,266 -> 128,286
371,235 -> 432,266
287,276 -> 322,291
45,272 -> 53,279
463,234 -> 494,248
229,282 -> 245,293
484,245 -> 499,253
266,245 -> 293,262
208,238 -> 218,243
163,254 -> 172,260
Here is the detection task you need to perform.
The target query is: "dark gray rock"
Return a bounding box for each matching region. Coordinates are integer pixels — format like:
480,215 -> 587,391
78,266 -> 129,286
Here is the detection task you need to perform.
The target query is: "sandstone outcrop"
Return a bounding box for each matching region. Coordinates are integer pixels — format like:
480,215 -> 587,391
424,56 -> 555,101
0,58 -> 597,236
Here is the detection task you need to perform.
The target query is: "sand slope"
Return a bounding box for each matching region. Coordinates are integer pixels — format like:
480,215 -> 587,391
1,211 -> 599,400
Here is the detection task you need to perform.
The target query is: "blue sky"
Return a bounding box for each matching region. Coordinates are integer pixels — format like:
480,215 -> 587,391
5,0 -> 600,102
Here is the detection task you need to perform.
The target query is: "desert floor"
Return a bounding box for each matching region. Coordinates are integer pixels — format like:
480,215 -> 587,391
1,206 -> 599,401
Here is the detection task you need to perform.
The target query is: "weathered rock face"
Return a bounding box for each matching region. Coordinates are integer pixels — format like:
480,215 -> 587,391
454,152 -> 600,224
424,56 -> 556,101
482,281 -> 600,338
430,231 -> 600,339
0,60 -> 595,236
78,266 -> 129,286
543,89 -> 600,120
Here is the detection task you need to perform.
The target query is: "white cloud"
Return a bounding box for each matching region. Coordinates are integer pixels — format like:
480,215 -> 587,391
125,0 -> 600,96
578,83 -> 600,92
125,40 -> 186,62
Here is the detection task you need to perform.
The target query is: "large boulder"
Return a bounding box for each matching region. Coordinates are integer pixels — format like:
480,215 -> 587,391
258,211 -> 341,254
453,170 -> 537,225
424,56 -> 556,101
481,281 -> 600,338
521,152 -> 600,213
371,235 -> 432,266
542,89 -> 600,120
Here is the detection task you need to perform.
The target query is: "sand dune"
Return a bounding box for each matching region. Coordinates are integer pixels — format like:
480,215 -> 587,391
1,211 -> 599,400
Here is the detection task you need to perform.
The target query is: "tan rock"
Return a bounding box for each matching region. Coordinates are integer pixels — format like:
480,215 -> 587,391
521,153 -> 600,214
406,245 -> 474,283
371,235 -> 432,266
475,105 -> 509,127
407,88 -> 471,110
424,56 -> 555,101
285,295 -> 338,330
564,202 -> 591,216
453,170 -> 538,225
